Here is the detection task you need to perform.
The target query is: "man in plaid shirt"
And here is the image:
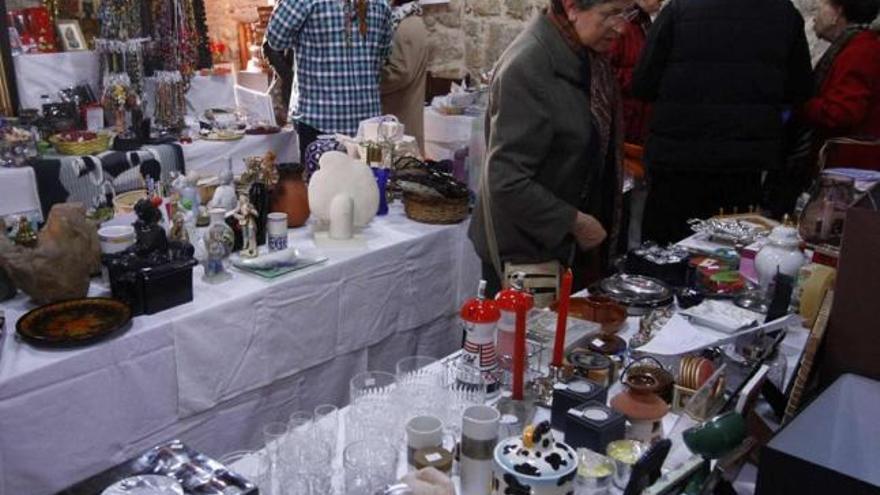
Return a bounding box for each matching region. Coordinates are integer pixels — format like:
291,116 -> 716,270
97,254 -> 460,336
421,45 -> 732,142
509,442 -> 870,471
266,0 -> 393,159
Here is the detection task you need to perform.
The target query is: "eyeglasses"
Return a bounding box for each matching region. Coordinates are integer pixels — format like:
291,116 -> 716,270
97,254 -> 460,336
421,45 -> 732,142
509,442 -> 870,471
601,6 -> 640,26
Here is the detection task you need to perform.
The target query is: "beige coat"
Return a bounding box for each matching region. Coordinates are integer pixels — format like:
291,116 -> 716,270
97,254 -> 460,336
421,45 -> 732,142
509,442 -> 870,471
381,15 -> 428,153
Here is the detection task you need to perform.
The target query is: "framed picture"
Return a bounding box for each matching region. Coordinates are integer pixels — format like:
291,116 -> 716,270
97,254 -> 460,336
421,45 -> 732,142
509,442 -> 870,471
56,19 -> 86,51
783,288 -> 834,423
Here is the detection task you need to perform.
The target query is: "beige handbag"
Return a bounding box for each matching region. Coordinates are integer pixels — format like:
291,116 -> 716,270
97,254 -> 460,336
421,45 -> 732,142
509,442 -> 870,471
480,161 -> 560,308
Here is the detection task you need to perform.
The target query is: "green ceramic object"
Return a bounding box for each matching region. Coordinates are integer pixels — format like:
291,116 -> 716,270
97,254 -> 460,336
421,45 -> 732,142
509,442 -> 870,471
682,411 -> 747,459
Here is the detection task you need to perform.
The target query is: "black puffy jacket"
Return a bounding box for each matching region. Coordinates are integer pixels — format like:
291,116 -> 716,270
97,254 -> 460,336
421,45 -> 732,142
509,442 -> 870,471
632,0 -> 813,171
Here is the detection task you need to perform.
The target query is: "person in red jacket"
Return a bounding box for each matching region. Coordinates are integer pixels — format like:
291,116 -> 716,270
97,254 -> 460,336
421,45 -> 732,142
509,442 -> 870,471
608,0 -> 663,146
805,0 -> 880,170
607,0 -> 663,248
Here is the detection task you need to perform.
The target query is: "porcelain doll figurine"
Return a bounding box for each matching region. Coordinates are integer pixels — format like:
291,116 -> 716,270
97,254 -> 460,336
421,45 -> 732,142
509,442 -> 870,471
202,208 -> 234,283
234,193 -> 259,258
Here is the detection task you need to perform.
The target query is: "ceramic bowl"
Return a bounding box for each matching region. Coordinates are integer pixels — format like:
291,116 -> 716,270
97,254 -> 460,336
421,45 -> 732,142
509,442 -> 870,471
682,411 -> 747,459
97,225 -> 136,254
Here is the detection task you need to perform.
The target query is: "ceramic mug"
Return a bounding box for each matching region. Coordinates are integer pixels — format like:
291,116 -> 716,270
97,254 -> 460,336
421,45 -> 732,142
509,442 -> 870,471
461,405 -> 500,495
266,212 -> 288,251
405,415 -> 451,467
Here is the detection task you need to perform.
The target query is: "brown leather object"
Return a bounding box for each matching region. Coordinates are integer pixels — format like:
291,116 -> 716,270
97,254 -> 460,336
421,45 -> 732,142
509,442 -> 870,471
818,207 -> 880,386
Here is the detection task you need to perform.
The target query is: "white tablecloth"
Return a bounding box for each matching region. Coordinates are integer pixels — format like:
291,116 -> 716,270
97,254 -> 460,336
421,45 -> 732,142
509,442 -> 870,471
182,130 -> 299,175
13,51 -> 236,116
0,205 -> 480,495
13,52 -> 100,110
0,166 -> 42,221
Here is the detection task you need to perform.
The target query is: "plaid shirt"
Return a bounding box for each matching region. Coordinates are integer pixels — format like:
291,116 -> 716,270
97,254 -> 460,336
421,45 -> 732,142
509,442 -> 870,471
266,0 -> 393,136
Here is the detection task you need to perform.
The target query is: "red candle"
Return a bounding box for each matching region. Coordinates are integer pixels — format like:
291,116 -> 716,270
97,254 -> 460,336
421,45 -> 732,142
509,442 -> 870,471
512,301 -> 527,401
552,269 -> 573,367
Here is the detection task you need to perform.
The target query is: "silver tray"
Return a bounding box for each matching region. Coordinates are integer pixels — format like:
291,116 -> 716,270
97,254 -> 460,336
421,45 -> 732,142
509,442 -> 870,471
592,274 -> 674,315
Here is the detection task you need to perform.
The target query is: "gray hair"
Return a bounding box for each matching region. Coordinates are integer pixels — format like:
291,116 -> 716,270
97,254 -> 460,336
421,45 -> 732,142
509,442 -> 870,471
550,0 -> 614,13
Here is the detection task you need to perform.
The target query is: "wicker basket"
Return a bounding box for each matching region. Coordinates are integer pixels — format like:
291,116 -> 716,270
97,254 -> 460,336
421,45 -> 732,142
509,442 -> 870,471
403,193 -> 469,224
49,133 -> 112,156
113,189 -> 147,215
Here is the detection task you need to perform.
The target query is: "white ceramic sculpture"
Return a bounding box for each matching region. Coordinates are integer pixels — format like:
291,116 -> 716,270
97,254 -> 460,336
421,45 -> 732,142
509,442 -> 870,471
207,169 -> 238,212
308,151 -> 379,229
329,194 -> 355,240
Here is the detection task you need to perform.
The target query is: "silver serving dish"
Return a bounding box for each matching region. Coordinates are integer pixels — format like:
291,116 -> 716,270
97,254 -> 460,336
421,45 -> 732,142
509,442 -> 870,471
593,274 -> 673,316
688,218 -> 768,246
102,475 -> 184,495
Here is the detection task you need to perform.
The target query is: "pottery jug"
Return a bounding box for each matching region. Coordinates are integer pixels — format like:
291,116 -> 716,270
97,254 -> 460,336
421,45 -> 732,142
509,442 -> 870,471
798,175 -> 853,246
270,163 -> 310,227
493,421 -> 578,495
755,225 -> 807,290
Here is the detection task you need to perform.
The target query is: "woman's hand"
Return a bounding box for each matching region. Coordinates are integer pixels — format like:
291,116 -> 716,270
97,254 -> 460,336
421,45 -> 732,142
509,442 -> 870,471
572,211 -> 607,250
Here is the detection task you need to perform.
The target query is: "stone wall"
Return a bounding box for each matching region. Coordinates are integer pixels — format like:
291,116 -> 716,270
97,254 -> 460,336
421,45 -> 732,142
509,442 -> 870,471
424,0 -> 829,78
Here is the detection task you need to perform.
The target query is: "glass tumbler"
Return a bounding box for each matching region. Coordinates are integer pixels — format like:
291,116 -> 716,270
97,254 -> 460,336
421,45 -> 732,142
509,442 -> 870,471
350,371 -> 397,404
279,437 -> 333,495
343,439 -> 399,495
395,355 -> 441,386
314,404 -> 340,456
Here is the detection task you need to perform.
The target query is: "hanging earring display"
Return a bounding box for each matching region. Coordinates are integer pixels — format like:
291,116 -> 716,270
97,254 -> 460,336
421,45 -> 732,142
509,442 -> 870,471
154,70 -> 186,131
148,0 -> 200,132
357,0 -> 368,38
96,0 -> 149,98
343,0 -> 353,46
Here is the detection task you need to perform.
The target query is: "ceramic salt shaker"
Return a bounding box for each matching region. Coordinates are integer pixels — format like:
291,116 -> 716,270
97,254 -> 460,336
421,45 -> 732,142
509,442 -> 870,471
493,421 -> 578,495
755,223 -> 807,291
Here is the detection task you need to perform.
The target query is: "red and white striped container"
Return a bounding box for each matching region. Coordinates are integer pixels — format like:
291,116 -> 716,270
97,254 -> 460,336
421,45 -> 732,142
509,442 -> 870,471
459,280 -> 502,396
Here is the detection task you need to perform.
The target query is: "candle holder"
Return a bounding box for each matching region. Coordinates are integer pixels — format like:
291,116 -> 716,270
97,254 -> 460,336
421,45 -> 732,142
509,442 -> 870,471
532,363 -> 574,408
496,389 -> 538,439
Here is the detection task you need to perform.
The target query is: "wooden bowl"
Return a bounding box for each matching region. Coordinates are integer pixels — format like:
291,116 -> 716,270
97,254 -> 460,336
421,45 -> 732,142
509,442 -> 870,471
552,295 -> 627,334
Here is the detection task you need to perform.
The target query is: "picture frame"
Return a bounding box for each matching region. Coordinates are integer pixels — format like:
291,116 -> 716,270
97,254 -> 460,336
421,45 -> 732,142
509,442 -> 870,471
782,288 -> 834,423
56,19 -> 86,52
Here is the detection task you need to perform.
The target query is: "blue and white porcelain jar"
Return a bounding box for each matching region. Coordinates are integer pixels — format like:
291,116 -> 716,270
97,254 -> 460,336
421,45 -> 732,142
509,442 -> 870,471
304,135 -> 345,182
493,421 -> 579,495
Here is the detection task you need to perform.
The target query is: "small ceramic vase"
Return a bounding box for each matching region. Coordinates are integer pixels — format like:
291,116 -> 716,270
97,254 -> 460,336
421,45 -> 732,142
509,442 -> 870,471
493,421 -> 578,495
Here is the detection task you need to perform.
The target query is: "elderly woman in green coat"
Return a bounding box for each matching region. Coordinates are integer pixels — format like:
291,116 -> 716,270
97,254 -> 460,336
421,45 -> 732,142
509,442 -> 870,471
469,0 -> 630,297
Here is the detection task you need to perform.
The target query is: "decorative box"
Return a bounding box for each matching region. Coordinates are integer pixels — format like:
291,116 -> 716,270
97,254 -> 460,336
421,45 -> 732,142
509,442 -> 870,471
57,439 -> 258,494
105,256 -> 197,316
551,377 -> 607,430
565,401 -> 625,453
624,245 -> 690,287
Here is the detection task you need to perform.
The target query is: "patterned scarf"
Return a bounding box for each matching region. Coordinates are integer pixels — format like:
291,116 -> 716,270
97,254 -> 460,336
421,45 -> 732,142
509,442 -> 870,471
546,7 -> 625,257
814,24 -> 873,90
390,1 -> 422,31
